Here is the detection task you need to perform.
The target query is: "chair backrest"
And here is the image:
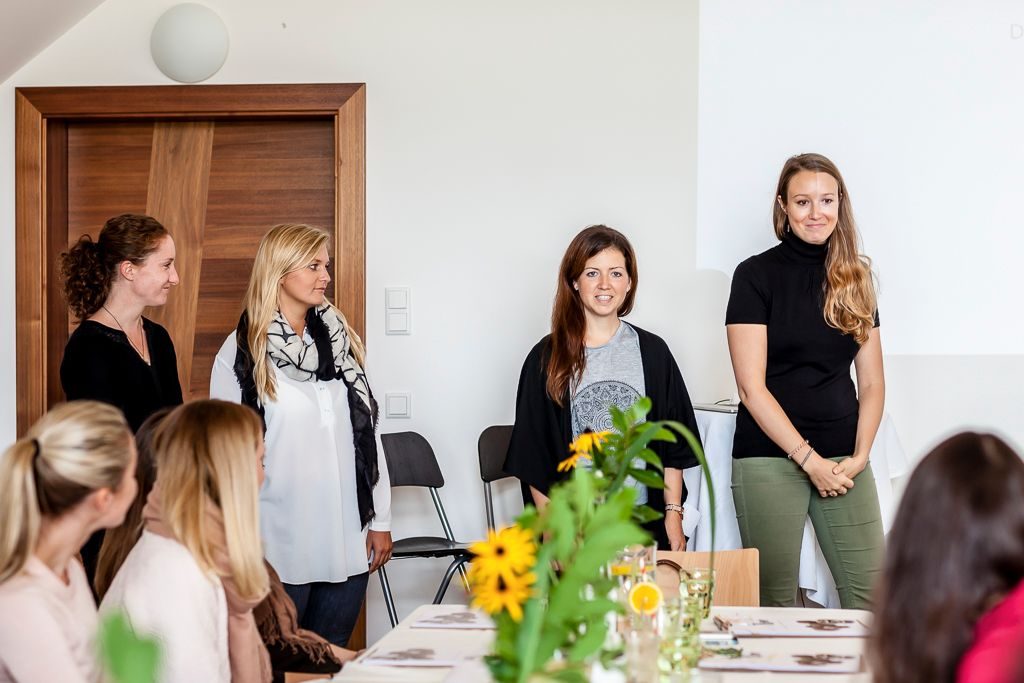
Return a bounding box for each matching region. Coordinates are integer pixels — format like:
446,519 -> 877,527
654,549 -> 760,607
478,425 -> 513,484
380,432 -> 445,488
477,425 -> 513,530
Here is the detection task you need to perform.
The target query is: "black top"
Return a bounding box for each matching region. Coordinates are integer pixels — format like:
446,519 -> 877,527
61,318 -> 183,588
725,232 -> 878,459
61,318 -> 183,589
61,319 -> 183,432
503,324 -> 700,549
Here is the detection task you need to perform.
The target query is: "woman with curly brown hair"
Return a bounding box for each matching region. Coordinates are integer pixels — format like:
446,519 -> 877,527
58,213 -> 183,583
726,153 -> 885,608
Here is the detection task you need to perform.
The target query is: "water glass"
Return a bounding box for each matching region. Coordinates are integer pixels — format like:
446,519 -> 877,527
658,596 -> 703,675
623,627 -> 660,683
680,567 -> 715,618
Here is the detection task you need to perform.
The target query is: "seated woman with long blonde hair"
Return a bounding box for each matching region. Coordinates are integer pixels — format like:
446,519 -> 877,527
95,408 -> 351,682
0,402 -> 137,682
101,400 -> 272,683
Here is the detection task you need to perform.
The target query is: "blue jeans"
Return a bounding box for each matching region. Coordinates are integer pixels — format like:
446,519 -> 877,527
283,573 -> 370,647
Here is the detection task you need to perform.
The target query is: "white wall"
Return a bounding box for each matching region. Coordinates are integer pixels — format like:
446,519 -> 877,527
696,0 -> 1024,459
1,0 -> 702,642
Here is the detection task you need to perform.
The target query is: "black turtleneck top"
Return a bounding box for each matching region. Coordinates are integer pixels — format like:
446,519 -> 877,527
725,232 -> 879,459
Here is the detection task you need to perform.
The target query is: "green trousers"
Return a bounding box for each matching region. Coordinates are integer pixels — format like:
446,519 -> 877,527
731,456 -> 884,609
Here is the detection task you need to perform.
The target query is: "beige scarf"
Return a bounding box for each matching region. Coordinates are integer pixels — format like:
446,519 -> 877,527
144,482 -> 272,683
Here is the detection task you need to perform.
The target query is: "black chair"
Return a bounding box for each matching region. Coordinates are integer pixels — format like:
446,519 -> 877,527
377,431 -> 473,627
477,425 -> 514,530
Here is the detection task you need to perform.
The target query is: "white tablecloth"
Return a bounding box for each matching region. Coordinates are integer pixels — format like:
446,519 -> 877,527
683,407 -> 909,607
335,603 -> 873,683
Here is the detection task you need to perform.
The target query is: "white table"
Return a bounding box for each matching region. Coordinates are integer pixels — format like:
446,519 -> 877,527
334,604 -> 872,683
683,407 -> 909,607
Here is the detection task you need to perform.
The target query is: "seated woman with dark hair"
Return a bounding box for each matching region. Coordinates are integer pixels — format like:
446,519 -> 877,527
870,432 -> 1024,683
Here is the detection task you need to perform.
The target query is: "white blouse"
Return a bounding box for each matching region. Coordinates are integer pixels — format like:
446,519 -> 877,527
100,531 -> 230,683
210,333 -> 392,585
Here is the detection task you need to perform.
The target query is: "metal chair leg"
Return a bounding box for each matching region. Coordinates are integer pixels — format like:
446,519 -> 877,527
457,562 -> 471,592
378,565 -> 399,627
433,557 -> 472,604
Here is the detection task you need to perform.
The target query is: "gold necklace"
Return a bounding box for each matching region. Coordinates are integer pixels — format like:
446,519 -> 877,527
102,305 -> 150,365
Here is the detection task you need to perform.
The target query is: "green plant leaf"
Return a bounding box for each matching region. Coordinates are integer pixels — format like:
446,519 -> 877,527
631,504 -> 663,524
623,422 -> 663,459
651,426 -> 678,443
98,612 -> 161,683
626,396 -> 652,424
633,447 -> 663,471
544,491 -> 575,560
567,620 -> 608,662
609,404 -> 630,435
627,468 -> 666,490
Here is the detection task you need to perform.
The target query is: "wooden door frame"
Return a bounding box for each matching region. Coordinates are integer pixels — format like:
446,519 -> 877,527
15,84 -> 366,435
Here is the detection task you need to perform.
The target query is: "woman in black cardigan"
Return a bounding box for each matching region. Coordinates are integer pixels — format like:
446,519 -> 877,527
58,213 -> 184,584
504,225 -> 700,550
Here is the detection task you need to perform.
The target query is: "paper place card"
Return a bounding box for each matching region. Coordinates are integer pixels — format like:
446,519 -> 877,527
361,644 -> 479,668
700,651 -> 862,673
713,614 -> 869,638
412,609 -> 495,630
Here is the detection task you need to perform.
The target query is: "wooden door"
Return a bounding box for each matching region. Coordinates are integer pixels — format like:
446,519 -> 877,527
16,84 -> 366,427
17,83 -> 368,649
65,118 -> 337,399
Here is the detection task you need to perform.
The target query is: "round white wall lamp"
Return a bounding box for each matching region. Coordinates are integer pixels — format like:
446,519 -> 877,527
150,3 -> 229,83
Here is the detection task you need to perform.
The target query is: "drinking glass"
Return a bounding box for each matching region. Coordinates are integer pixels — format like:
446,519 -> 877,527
680,567 -> 715,618
623,626 -> 660,683
658,596 -> 703,676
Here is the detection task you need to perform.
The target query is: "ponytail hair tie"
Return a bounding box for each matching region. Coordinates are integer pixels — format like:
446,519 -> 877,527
30,438 -> 41,460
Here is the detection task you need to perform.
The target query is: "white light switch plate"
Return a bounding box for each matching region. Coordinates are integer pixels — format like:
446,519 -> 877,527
385,393 -> 412,418
385,287 -> 411,335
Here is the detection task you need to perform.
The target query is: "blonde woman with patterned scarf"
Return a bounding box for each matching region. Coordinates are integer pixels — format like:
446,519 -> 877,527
210,223 -> 392,647
101,400 -> 272,683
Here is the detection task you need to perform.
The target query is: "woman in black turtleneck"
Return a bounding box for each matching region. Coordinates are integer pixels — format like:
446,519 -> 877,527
725,153 -> 885,609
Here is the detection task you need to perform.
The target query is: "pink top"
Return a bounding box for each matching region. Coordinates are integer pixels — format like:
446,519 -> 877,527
0,556 -> 99,683
958,580 -> 1024,683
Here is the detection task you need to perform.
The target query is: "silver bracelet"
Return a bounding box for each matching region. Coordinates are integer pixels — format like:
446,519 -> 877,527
786,438 -> 810,460
665,503 -> 684,515
798,446 -> 815,470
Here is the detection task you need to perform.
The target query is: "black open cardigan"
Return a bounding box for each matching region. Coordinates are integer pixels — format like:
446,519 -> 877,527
503,323 -> 701,549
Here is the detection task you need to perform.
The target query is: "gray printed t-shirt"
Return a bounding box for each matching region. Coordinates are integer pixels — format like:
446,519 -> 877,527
571,321 -> 648,504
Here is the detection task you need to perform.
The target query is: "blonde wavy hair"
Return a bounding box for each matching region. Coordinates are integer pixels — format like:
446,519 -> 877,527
151,400 -> 269,601
242,223 -> 366,403
773,153 -> 877,344
0,401 -> 132,583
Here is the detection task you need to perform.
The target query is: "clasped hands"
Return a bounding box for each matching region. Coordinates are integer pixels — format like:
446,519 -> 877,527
804,452 -> 867,498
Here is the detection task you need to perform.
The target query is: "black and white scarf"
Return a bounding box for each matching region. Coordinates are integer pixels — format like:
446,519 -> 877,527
233,304 -> 380,528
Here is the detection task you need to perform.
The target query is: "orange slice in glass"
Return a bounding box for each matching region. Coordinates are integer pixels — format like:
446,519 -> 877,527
628,582 -> 662,615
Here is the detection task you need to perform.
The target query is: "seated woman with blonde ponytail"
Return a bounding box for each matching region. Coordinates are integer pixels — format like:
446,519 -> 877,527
100,400 -> 272,683
0,401 -> 137,683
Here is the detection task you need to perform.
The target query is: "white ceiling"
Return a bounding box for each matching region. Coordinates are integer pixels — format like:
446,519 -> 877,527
1,0 -> 107,83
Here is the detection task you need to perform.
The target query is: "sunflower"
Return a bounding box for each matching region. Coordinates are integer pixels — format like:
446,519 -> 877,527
570,429 -> 612,456
471,570 -> 536,622
558,429 -> 612,471
469,525 -> 536,583
557,450 -> 590,472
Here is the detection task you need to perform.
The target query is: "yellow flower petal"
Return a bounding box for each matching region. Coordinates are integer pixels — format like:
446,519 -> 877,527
469,525 -> 536,584
569,430 -> 613,456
